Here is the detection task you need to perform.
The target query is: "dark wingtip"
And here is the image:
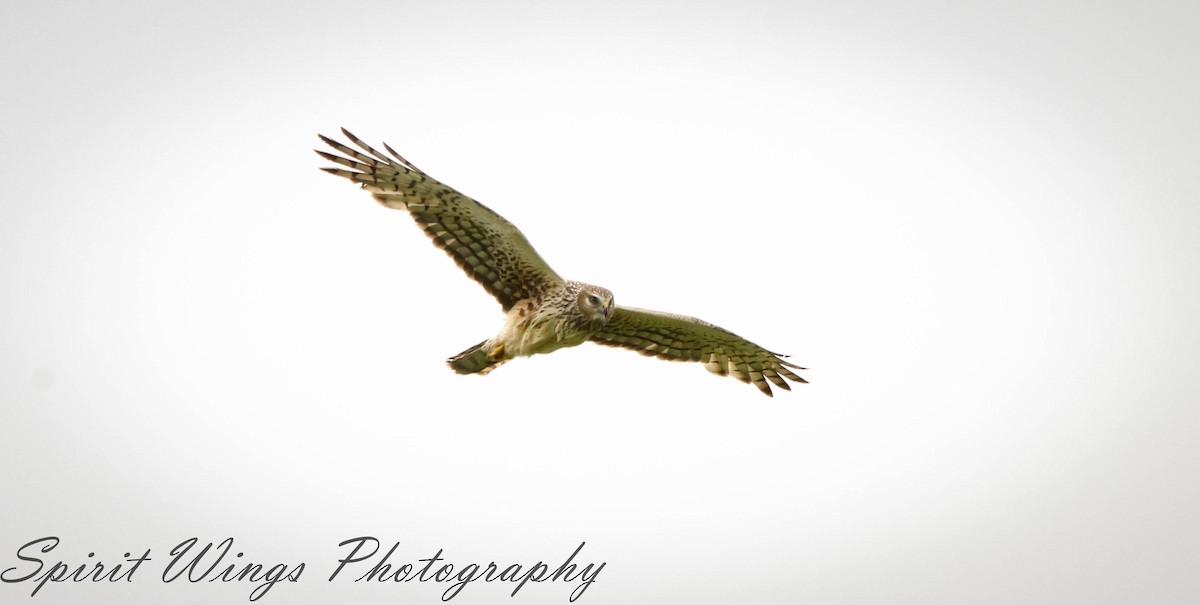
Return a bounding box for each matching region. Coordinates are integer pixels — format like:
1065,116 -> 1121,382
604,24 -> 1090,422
319,167 -> 358,179
341,127 -> 366,148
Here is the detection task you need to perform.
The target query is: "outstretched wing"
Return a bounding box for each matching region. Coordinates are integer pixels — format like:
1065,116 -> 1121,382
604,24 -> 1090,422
316,129 -> 563,311
589,306 -> 806,397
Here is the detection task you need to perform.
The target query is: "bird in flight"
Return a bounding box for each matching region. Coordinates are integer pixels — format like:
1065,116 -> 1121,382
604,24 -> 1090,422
316,129 -> 806,396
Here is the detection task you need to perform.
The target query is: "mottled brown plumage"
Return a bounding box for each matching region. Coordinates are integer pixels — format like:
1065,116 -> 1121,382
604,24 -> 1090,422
317,129 -> 806,396
317,130 -> 558,312
591,308 -> 806,395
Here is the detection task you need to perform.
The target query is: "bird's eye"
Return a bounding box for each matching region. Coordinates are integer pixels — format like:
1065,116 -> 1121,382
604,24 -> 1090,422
588,295 -> 601,306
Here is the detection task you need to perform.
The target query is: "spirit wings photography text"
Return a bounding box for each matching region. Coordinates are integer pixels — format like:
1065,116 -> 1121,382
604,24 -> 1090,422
0,536 -> 605,602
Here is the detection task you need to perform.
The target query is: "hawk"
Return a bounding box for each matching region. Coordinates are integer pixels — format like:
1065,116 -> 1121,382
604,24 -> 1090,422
317,129 -> 807,396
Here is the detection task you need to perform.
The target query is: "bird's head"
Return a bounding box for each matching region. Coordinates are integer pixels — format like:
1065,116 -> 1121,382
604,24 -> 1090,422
577,285 -> 615,324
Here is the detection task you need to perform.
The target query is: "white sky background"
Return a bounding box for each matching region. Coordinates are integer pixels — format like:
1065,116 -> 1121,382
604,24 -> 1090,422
2,1 -> 1199,603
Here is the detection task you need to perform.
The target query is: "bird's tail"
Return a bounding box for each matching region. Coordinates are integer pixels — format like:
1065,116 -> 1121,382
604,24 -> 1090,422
447,341 -> 507,375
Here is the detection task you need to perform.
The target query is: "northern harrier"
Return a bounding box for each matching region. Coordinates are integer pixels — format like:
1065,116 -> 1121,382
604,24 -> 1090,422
317,129 -> 807,396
